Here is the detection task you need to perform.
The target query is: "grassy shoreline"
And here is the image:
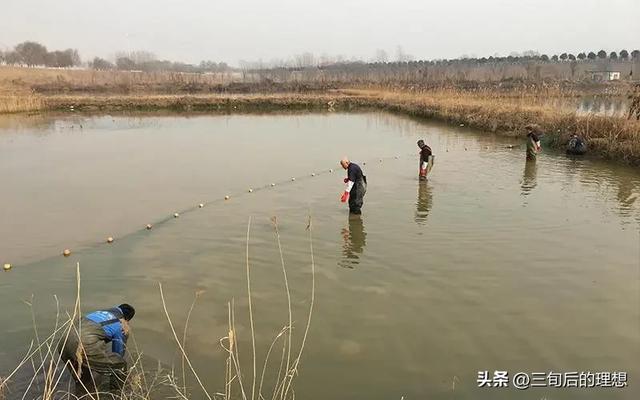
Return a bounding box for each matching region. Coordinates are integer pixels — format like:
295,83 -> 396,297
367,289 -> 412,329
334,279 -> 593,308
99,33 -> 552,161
0,81 -> 640,165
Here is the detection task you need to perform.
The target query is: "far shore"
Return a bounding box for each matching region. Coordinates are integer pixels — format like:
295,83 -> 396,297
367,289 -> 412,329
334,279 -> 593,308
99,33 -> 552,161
1,66 -> 639,165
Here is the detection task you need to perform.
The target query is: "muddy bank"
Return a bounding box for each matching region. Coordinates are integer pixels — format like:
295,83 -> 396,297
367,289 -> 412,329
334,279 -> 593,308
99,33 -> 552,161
359,91 -> 640,165
2,89 -> 638,165
42,93 -> 361,113
33,80 -> 338,95
39,91 -> 640,165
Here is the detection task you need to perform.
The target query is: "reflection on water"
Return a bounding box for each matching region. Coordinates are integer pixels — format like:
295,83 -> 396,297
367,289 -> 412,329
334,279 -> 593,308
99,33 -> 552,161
556,155 -> 640,223
339,214 -> 367,268
521,160 -> 538,197
415,181 -> 433,225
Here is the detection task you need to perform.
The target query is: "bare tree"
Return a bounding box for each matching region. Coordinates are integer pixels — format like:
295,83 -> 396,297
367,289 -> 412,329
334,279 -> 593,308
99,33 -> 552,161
396,45 -> 407,62
14,41 -> 48,66
115,50 -> 157,64
116,57 -> 136,70
90,57 -> 115,70
569,60 -> 578,79
374,49 -> 389,63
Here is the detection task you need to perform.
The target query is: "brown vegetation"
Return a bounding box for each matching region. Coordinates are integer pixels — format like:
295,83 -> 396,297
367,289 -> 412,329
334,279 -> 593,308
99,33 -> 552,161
629,84 -> 640,120
1,66 -> 639,165
354,89 -> 640,164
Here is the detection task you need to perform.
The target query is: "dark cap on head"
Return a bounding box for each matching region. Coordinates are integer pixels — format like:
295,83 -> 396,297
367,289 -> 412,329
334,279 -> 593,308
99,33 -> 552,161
525,124 -> 541,133
119,303 -> 135,321
417,139 -> 425,148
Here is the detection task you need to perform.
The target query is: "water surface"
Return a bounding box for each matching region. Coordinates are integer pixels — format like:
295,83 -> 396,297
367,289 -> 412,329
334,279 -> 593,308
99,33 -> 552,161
0,112 -> 639,400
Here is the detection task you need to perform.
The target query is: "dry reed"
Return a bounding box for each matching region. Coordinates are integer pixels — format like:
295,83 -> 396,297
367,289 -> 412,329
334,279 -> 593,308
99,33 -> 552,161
0,95 -> 44,113
2,65 -> 639,164
0,216 -> 317,400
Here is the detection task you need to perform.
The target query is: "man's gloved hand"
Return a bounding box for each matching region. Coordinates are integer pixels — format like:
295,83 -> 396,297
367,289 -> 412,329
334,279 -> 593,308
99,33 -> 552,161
340,191 -> 350,203
343,177 -> 349,183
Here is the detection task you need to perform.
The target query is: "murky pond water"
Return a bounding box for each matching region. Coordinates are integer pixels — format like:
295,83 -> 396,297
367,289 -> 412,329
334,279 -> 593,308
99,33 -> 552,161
1,112 -> 639,400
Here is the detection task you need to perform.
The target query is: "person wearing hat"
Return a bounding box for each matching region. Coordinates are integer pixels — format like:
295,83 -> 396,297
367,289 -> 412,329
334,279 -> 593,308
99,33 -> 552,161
417,139 -> 434,180
525,125 -> 542,160
566,133 -> 587,155
58,304 -> 136,396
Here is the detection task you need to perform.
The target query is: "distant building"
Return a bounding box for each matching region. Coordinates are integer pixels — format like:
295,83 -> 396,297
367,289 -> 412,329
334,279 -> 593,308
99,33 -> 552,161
588,71 -> 621,81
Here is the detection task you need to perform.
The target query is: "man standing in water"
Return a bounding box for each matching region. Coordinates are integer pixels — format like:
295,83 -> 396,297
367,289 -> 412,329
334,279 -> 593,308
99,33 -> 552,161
59,304 -> 135,396
417,139 -> 434,180
525,124 -> 542,160
340,157 -> 367,214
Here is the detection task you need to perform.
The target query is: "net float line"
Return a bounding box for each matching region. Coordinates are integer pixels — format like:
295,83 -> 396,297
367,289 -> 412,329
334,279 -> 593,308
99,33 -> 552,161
3,153 -> 414,269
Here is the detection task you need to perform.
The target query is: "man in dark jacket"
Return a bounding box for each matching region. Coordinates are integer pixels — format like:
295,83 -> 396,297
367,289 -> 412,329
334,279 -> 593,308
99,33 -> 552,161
566,134 -> 587,155
417,139 -> 434,180
340,158 -> 367,214
59,304 -> 135,396
525,124 -> 542,160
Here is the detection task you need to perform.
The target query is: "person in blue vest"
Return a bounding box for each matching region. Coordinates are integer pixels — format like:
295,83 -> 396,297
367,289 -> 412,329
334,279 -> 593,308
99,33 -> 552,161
58,304 -> 135,396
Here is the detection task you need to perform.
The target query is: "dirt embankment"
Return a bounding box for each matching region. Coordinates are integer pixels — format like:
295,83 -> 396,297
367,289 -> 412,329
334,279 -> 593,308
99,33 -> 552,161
41,89 -> 640,166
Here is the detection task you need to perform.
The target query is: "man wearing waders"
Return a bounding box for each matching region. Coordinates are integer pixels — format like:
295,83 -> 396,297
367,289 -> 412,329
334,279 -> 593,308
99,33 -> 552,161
525,124 -> 542,161
59,304 -> 135,397
417,139 -> 434,180
340,158 -> 367,214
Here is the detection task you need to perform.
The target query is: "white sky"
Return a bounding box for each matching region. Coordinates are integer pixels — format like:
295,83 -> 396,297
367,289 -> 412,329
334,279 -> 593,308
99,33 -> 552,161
1,0 -> 639,65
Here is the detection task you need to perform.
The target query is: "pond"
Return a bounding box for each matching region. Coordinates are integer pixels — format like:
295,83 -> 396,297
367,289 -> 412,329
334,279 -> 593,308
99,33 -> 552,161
0,112 -> 639,400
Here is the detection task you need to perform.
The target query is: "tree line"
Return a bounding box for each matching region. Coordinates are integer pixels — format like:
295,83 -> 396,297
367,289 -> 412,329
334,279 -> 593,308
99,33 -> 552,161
243,49 -> 640,71
2,40 -> 638,76
0,41 -> 81,68
239,48 -> 640,85
90,50 -> 231,73
0,41 -> 231,73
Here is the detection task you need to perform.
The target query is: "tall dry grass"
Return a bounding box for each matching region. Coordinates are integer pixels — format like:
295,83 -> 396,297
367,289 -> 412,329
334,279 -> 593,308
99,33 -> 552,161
348,89 -> 640,164
0,66 -> 234,93
2,65 -> 639,164
0,95 -> 44,113
0,216 -> 316,400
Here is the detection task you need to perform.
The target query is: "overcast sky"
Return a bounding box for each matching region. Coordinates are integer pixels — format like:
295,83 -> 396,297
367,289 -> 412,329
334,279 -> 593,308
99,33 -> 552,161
2,0 -> 638,65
